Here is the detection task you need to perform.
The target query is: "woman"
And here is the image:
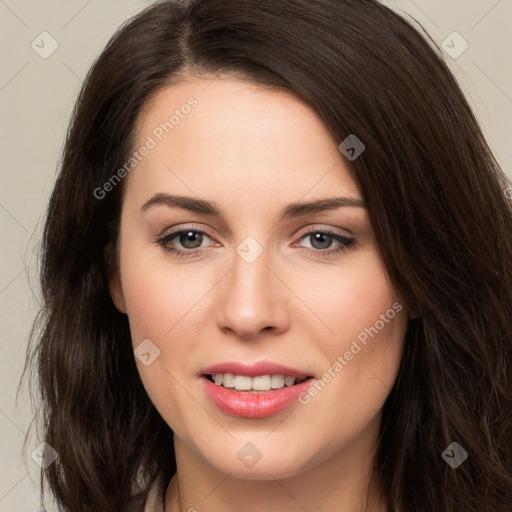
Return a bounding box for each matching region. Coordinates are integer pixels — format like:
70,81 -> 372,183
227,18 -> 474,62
23,0 -> 512,511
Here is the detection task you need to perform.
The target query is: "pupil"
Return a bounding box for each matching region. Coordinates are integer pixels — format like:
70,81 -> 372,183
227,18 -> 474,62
312,232 -> 332,249
181,231 -> 202,249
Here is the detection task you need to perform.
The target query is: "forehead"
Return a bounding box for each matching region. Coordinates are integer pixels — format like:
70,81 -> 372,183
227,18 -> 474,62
126,76 -> 361,207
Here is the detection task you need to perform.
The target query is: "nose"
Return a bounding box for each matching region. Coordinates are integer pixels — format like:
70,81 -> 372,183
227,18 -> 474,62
216,244 -> 291,340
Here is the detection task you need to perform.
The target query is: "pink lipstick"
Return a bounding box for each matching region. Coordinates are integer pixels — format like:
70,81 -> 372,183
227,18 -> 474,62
200,361 -> 315,419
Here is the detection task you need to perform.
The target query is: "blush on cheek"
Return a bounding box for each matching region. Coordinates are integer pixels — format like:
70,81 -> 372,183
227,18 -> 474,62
317,285 -> 400,355
121,261 -> 198,341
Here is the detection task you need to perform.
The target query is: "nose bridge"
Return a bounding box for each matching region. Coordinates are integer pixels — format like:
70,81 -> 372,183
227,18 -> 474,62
216,234 -> 289,338
233,239 -> 270,301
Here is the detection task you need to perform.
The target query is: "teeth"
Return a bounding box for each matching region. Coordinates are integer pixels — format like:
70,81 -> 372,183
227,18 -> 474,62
270,375 -> 285,388
210,373 -> 302,391
253,375 -> 272,390
223,373 -> 235,388
234,375 -> 252,390
284,376 -> 296,387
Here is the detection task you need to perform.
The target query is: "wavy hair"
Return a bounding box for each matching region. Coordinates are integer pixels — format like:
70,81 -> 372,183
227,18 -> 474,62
23,0 -> 512,510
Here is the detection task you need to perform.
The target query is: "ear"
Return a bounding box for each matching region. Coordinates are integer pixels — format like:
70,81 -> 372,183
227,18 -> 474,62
109,272 -> 127,314
104,241 -> 127,314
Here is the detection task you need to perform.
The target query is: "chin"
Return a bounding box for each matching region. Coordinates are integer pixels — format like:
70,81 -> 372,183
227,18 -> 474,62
199,438 -> 325,481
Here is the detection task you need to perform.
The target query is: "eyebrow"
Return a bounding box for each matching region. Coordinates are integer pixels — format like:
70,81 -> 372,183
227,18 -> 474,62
140,193 -> 366,221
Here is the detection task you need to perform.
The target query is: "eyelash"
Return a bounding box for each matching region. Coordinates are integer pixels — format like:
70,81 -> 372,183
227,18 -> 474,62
154,224 -> 357,259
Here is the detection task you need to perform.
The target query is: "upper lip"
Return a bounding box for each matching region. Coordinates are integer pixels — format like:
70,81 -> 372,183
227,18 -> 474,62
200,361 -> 312,379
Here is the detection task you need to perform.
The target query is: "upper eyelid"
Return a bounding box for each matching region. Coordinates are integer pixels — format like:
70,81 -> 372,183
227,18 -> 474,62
295,224 -> 354,238
160,224 -> 217,242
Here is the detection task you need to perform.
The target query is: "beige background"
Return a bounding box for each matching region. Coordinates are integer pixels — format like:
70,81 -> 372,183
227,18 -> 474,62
0,0 -> 511,510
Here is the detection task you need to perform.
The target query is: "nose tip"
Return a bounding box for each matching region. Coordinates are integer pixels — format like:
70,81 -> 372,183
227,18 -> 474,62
216,255 -> 290,341
221,307 -> 278,340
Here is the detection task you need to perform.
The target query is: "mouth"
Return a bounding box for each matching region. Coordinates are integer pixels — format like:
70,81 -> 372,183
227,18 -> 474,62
199,362 -> 315,418
204,373 -> 311,394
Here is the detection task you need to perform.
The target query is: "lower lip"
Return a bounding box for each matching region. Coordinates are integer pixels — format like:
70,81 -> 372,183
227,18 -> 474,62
201,376 -> 314,418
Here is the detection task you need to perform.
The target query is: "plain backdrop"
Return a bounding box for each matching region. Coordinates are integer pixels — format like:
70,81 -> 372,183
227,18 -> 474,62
1,0 -> 511,510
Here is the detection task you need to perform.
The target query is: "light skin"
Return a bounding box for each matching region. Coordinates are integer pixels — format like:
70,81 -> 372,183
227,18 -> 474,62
110,75 -> 410,512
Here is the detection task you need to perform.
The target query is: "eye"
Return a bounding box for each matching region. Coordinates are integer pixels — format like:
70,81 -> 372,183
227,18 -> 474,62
154,225 -> 357,259
170,230 -> 208,249
154,226 -> 216,258
294,229 -> 356,256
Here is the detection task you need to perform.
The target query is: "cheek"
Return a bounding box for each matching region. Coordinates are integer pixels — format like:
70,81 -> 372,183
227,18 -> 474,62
117,231 -> 229,409
120,245 -> 212,344
119,252 -> 213,433
294,253 -> 406,421
293,251 -> 404,355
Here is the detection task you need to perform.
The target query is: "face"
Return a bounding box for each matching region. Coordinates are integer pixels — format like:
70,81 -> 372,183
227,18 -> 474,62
111,76 -> 409,480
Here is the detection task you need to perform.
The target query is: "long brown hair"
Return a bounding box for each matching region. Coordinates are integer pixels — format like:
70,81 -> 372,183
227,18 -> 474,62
23,0 -> 512,510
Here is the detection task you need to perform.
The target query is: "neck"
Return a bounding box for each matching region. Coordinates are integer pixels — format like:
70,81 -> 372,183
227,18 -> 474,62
165,415 -> 389,512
